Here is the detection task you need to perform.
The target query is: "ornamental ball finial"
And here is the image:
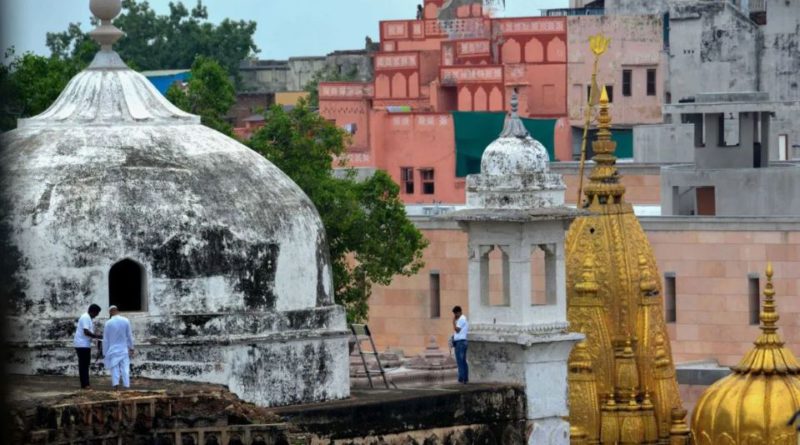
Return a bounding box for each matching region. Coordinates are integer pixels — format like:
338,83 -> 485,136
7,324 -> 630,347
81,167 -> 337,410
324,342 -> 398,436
90,0 -> 122,21
89,0 -> 124,51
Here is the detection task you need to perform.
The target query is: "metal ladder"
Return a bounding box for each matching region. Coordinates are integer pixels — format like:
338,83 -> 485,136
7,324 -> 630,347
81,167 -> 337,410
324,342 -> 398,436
350,324 -> 390,389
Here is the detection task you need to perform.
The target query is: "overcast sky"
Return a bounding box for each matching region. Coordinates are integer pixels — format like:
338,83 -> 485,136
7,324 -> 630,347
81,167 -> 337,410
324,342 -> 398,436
1,0 -> 568,60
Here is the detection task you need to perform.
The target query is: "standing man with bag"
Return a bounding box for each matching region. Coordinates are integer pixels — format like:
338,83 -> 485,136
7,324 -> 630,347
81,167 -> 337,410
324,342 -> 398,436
452,305 -> 469,384
74,304 -> 102,389
103,306 -> 135,390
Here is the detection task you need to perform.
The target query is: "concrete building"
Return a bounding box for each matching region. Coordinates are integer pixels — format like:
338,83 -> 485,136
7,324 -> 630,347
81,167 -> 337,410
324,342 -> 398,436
660,92 -> 800,216
2,1 -> 349,408
239,50 -> 374,94
633,0 -> 800,162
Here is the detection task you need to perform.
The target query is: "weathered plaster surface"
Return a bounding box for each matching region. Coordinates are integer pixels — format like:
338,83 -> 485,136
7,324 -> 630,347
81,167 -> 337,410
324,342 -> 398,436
1,54 -> 349,407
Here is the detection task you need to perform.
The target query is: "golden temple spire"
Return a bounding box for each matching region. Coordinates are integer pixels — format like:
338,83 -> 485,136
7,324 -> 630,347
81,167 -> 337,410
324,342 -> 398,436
583,86 -> 627,211
731,262 -> 800,374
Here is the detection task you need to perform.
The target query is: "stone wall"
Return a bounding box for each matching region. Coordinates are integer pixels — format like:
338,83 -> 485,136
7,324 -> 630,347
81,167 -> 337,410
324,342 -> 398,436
634,124 -> 695,163
668,2 -> 760,104
277,384 -> 527,444
660,163 -> 800,216
239,51 -> 373,94
11,377 -> 527,445
761,0 -> 800,159
365,217 -> 800,368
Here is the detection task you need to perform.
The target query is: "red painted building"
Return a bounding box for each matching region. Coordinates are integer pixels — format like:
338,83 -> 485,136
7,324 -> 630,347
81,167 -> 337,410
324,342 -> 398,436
320,0 -> 573,205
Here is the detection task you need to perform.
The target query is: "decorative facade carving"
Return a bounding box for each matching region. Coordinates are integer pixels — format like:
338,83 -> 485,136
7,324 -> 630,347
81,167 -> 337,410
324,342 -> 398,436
566,88 -> 685,442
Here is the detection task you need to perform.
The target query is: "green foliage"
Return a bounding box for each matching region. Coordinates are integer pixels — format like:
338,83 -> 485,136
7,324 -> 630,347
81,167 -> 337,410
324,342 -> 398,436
249,102 -> 428,322
166,56 -> 235,135
303,65 -> 360,108
0,48 -> 85,132
46,0 -> 258,76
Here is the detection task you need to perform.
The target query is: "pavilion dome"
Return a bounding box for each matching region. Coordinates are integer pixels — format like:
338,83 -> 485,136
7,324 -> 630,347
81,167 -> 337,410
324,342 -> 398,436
479,94 -> 550,176
1,42 -> 332,320
691,263 -> 800,445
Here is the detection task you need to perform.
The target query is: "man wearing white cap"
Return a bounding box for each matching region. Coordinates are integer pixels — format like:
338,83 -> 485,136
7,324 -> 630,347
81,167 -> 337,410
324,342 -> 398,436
102,306 -> 135,389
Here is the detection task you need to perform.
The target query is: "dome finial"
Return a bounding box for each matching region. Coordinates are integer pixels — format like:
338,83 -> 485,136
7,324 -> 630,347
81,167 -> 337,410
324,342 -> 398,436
760,261 -> 779,333
499,88 -> 530,139
89,0 -> 124,51
583,85 -> 626,208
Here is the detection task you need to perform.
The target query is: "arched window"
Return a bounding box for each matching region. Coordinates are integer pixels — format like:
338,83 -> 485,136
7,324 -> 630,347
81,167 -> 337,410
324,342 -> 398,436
109,259 -> 146,311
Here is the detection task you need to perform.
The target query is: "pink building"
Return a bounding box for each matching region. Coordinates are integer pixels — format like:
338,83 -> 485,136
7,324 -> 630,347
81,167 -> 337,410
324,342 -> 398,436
567,15 -> 666,128
320,0 -> 576,205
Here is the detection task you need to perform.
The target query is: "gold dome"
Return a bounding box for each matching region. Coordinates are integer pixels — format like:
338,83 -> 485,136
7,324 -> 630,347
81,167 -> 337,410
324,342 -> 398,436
566,87 -> 687,444
691,263 -> 800,445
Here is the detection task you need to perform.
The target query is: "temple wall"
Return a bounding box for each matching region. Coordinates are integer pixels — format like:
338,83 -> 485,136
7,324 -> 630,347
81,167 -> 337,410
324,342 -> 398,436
366,217 -> 800,368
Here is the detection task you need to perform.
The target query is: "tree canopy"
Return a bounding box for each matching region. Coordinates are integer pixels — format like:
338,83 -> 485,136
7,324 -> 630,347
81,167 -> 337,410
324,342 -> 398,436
0,49 -> 85,132
46,0 -> 258,76
249,101 -> 428,322
166,56 -> 235,136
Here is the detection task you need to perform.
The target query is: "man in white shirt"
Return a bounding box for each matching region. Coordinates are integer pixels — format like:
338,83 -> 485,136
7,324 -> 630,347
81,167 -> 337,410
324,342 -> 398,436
74,304 -> 102,389
452,305 -> 469,384
103,306 -> 135,390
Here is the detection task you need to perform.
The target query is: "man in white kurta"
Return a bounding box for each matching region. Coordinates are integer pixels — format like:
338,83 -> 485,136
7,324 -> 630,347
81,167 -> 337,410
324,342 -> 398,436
103,306 -> 135,389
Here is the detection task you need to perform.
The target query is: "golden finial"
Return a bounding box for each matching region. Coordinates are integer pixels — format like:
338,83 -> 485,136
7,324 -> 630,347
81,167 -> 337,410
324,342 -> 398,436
570,425 -> 589,445
730,261 -> 800,374
575,255 -> 599,295
582,85 -> 625,209
596,86 -> 612,141
576,34 -> 610,205
570,340 -> 594,373
760,261 -> 778,333
669,408 -> 691,444
589,34 -> 611,56
638,255 -> 657,294
654,334 -> 671,369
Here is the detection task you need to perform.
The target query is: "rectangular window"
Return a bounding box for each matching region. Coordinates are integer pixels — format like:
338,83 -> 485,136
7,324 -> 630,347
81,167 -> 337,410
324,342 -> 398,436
779,134 -> 788,161
647,69 -> 657,96
401,167 -> 414,194
749,274 -> 760,325
664,273 -> 676,323
420,168 -> 435,194
622,69 -> 632,97
430,272 -> 441,318
606,86 -> 614,103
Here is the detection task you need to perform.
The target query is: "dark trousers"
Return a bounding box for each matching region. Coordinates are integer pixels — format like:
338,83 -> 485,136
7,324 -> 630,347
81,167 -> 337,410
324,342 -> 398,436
76,347 -> 91,388
454,340 -> 469,383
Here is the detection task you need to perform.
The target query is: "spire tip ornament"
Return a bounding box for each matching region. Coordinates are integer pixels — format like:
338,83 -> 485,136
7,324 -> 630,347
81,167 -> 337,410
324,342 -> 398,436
499,88 -> 530,139
89,0 -> 124,51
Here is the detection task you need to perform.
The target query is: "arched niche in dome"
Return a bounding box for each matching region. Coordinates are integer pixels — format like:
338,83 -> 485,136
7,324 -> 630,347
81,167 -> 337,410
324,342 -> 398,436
109,258 -> 147,312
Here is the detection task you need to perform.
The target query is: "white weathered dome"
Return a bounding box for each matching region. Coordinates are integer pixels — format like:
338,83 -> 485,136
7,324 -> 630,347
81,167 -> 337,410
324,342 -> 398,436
466,91 -> 565,209
480,134 -> 551,176
479,92 -> 550,176
3,1 -> 349,408
1,50 -> 333,318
